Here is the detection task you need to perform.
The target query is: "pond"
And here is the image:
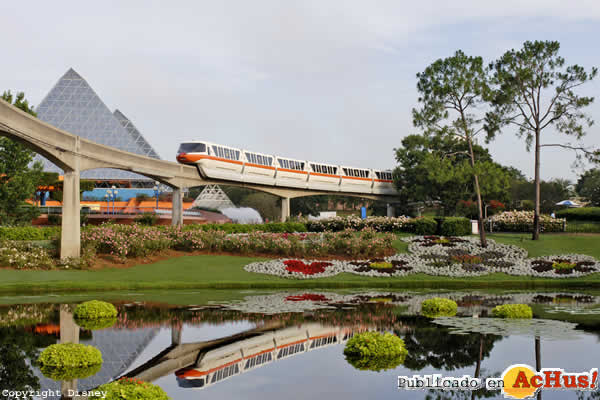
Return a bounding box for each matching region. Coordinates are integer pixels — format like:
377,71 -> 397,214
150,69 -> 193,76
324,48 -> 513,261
1,289 -> 600,399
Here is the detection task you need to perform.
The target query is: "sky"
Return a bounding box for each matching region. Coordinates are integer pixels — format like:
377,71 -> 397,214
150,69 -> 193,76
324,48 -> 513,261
1,0 -> 599,181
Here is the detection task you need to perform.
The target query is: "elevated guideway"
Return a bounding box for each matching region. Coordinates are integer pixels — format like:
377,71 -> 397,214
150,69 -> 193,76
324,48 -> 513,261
0,99 -> 398,258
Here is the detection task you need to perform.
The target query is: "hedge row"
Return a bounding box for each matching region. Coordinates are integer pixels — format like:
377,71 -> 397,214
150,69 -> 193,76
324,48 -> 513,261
0,226 -> 60,240
556,207 -> 600,222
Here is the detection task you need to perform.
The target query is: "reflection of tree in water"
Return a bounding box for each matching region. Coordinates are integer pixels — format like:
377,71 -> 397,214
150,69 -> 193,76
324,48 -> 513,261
0,327 -> 55,400
423,371 -> 501,400
577,388 -> 600,399
398,317 -> 502,371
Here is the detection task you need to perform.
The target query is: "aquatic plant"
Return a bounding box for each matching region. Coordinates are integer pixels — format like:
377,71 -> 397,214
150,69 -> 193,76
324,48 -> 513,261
421,298 -> 458,318
38,343 -> 103,369
74,300 -> 118,320
491,304 -> 533,319
91,377 -> 170,400
343,331 -> 407,371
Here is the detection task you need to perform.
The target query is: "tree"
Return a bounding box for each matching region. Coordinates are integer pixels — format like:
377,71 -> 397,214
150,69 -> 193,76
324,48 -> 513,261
576,168 -> 600,206
488,40 -> 598,240
291,195 -> 328,217
239,192 -> 281,222
0,91 -> 45,225
0,327 -> 43,398
413,50 -> 496,246
394,134 -> 510,217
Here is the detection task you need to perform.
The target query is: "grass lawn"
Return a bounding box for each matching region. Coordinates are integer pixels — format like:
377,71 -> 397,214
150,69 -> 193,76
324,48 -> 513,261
0,233 -> 598,293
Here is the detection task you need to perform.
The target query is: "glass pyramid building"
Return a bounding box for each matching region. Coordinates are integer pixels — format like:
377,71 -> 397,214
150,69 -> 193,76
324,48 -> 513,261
35,68 -> 161,180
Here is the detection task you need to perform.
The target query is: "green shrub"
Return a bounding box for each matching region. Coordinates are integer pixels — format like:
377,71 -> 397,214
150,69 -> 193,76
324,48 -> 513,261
135,213 -> 159,226
421,298 -> 458,318
91,378 -> 170,400
38,343 -> 103,369
74,300 -> 118,320
41,363 -> 102,381
47,214 -> 61,226
556,207 -> 600,222
370,262 -> 393,269
565,221 -> 600,233
411,217 -> 437,235
75,317 -> 117,331
491,304 -> 533,319
343,332 -> 408,371
440,217 -> 472,236
184,222 -> 307,234
0,226 -> 60,240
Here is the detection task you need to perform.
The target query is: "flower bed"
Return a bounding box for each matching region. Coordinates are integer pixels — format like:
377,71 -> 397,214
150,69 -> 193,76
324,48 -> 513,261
487,211 -> 565,232
81,225 -> 395,262
244,236 -> 600,279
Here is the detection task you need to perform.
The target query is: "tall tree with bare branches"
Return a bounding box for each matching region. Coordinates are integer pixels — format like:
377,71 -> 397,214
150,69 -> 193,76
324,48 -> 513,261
487,40 -> 598,240
413,50 -> 494,247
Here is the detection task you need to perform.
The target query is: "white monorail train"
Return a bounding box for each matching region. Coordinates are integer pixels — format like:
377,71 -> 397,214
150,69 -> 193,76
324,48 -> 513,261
176,141 -> 396,195
175,323 -> 370,389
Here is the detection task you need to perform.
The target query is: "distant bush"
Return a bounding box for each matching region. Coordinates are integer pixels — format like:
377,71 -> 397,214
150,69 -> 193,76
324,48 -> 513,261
565,221 -> 600,233
491,304 -> 533,319
91,378 -> 170,400
343,332 -> 407,371
74,300 -> 118,320
556,207 -> 600,222
421,298 -> 458,318
439,217 -> 472,236
411,217 -> 438,235
0,226 -> 60,240
135,213 -> 159,226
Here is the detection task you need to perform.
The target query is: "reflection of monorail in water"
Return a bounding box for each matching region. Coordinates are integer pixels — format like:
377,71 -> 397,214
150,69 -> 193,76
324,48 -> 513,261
176,142 -> 396,194
175,323 -> 369,389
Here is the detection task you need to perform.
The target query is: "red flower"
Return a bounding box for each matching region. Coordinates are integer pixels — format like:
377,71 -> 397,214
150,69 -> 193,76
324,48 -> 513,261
283,260 -> 332,275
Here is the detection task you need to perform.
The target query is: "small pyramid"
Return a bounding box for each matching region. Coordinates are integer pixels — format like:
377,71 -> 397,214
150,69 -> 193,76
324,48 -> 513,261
193,185 -> 235,210
35,68 -> 157,180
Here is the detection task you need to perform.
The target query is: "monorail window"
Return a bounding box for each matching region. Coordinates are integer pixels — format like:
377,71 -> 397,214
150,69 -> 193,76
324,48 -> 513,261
245,352 -> 272,369
212,146 -> 240,161
178,143 -> 206,153
311,164 -> 337,175
277,343 -> 304,358
310,335 -> 337,349
210,364 -> 240,384
343,168 -> 369,178
246,153 -> 273,166
278,159 -> 304,170
376,171 -> 392,180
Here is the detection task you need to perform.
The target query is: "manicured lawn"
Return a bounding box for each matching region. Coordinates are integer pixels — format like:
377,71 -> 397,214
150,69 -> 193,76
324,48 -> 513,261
0,233 -> 599,293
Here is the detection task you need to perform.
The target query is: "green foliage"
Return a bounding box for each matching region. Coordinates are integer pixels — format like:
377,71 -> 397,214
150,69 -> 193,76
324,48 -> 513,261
421,297 -> 458,318
41,363 -> 102,381
556,207 -> 600,222
491,304 -> 533,319
0,91 -> 46,226
370,262 -> 393,269
552,261 -> 576,271
135,213 -> 159,226
576,168 -> 600,206
47,214 -> 61,226
75,317 -> 117,331
411,217 -> 438,235
73,300 -> 118,320
439,217 -> 471,236
343,332 -> 408,372
0,226 -> 60,240
91,378 -> 170,400
0,327 -> 41,394
37,343 -> 103,368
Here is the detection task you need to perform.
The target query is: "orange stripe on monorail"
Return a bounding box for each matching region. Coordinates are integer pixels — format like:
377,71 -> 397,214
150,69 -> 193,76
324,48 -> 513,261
243,348 -> 275,360
374,179 -> 393,183
245,162 -> 275,170
310,172 -> 339,178
342,175 -> 372,181
177,154 -> 243,165
309,333 -> 337,340
278,338 -> 308,347
176,357 -> 243,378
277,168 -> 308,174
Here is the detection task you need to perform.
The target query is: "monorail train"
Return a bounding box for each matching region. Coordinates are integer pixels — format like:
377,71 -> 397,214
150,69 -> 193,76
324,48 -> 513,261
175,323 -> 370,389
176,141 -> 396,195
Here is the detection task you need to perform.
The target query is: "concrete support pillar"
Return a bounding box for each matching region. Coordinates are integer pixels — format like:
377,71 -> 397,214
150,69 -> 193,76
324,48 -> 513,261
171,187 -> 184,226
281,197 -> 290,222
171,324 -> 182,346
60,169 -> 81,259
386,204 -> 395,218
60,305 -> 80,398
